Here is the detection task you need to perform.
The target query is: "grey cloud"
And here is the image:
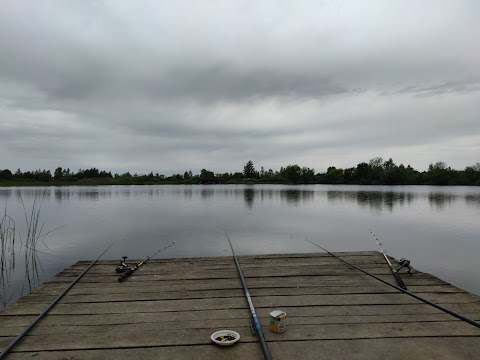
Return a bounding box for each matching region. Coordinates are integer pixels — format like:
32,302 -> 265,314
395,79 -> 480,96
0,1 -> 479,174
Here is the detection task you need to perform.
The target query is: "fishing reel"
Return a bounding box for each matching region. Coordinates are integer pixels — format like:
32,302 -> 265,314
115,256 -> 131,273
397,258 -> 413,275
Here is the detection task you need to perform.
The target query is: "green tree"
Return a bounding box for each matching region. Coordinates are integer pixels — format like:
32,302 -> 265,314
280,164 -> 302,183
324,166 -> 344,184
301,167 -> 315,183
243,160 -> 257,179
200,169 -> 214,179
427,162 -> 450,185
54,167 -> 63,180
354,162 -> 371,183
464,163 -> 480,185
0,169 -> 13,180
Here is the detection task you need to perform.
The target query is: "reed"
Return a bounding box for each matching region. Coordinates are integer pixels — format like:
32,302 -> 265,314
20,189 -> 50,294
0,207 -> 16,307
1,189 -> 61,308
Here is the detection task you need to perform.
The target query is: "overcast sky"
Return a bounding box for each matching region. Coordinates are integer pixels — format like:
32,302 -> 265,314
0,0 -> 479,175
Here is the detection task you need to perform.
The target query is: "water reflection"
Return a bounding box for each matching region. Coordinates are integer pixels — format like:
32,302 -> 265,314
244,188 -> 255,208
1,186 -> 479,212
280,189 -> 314,206
428,193 -> 456,210
201,189 -> 214,199
54,188 -> 70,203
465,194 -> 480,208
327,190 -> 415,211
242,188 -> 315,208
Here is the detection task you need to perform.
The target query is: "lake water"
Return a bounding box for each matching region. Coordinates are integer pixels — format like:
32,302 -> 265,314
1,184 -> 479,309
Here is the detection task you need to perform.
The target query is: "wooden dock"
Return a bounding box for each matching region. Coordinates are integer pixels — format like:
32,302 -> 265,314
1,251 -> 480,359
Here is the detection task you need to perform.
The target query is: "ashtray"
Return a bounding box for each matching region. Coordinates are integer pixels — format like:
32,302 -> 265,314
211,330 -> 240,346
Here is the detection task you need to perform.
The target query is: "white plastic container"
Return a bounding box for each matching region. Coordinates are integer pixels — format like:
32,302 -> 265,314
211,330 -> 240,346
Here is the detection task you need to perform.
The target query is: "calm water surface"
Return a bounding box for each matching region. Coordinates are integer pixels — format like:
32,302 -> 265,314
1,184 -> 479,308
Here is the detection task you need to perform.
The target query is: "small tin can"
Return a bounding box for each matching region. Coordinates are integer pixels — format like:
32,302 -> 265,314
269,310 -> 286,333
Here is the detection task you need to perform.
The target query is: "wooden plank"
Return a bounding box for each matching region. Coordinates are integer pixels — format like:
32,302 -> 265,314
4,343 -> 264,360
3,305 -> 480,330
2,321 -> 479,353
266,338 -> 480,360
5,338 -> 480,360
47,269 -> 436,283
1,326 -> 257,351
57,266 -> 400,278
68,257 -> 395,271
4,295 -> 480,317
3,313 -> 480,337
17,284 -> 467,305
35,276 -> 450,297
14,285 -> 471,306
81,251 -> 383,265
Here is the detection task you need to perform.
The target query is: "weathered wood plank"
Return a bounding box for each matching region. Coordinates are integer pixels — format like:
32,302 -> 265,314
268,337 -> 480,360
68,256 -> 397,271
57,266 -> 400,278
3,304 -> 480,329
81,251 -> 384,265
46,269 -> 437,284
2,321 -> 479,353
14,285 -> 471,306
4,294 -> 480,317
3,313 -> 480,337
34,276 -> 450,299
1,326 -> 257,351
5,338 -> 480,360
3,344 -> 264,360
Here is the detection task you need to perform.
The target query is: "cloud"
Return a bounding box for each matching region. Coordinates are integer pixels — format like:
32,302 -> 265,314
0,0 -> 479,174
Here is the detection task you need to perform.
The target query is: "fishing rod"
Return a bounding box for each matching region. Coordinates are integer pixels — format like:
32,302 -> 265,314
369,229 -> 408,290
0,240 -> 117,359
306,239 -> 480,329
117,241 -> 175,282
226,233 -> 272,360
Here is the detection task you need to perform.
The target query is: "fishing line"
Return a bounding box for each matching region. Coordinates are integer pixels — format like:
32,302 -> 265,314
306,239 -> 480,329
226,233 -> 272,360
0,240 -> 118,359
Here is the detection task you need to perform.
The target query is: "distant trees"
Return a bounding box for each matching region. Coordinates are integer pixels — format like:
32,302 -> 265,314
278,165 -> 315,184
1,158 -> 479,186
74,168 -> 112,180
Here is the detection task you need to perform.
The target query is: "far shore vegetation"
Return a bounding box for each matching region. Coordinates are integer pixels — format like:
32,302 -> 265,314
1,158 -> 479,186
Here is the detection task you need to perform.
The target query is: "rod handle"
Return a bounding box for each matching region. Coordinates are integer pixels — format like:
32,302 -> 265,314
118,268 -> 134,282
393,271 -> 407,290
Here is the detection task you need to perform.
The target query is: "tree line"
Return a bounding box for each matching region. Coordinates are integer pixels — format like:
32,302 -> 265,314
0,158 -> 479,186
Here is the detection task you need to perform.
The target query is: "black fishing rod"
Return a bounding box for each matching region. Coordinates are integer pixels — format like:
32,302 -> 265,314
369,229 -> 407,290
117,241 -> 175,282
306,239 -> 480,329
0,241 -> 117,359
226,234 -> 272,360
